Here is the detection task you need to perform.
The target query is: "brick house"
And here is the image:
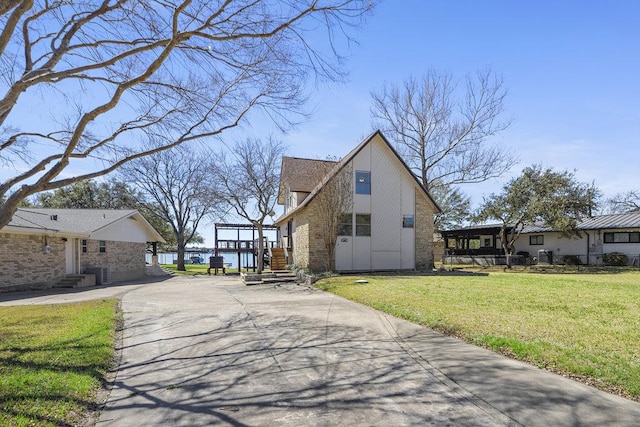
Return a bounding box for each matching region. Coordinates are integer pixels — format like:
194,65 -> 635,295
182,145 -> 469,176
0,208 -> 165,291
275,130 -> 440,272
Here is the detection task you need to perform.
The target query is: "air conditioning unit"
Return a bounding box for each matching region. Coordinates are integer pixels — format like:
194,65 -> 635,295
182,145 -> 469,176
85,267 -> 111,285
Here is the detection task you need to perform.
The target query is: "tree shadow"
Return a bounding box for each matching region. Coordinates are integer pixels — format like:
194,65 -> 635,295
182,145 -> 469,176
98,282 -> 640,426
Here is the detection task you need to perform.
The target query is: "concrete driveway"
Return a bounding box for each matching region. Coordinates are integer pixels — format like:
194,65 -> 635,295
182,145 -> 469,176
3,275 -> 640,425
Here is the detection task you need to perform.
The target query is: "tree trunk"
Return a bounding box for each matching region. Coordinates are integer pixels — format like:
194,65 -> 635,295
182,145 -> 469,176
177,236 -> 186,271
256,223 -> 264,274
500,227 -> 513,269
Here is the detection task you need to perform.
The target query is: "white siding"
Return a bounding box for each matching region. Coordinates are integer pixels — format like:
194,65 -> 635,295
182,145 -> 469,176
336,134 -> 419,271
92,217 -> 150,243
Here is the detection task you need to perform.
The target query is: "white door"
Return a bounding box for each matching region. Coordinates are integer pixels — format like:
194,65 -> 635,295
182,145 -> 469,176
335,236 -> 353,271
65,239 -> 75,274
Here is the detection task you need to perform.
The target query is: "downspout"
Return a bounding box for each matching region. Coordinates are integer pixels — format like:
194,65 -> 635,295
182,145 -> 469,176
586,231 -> 590,265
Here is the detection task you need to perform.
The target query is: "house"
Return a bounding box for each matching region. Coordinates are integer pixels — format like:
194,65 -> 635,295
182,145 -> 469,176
441,212 -> 640,266
0,208 -> 165,291
274,130 -> 441,272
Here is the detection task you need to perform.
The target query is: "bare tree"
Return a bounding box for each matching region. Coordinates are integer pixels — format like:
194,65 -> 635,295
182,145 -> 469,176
313,160 -> 353,271
0,0 -> 375,228
370,68 -> 514,223
212,137 -> 286,274
607,190 -> 640,213
120,146 -> 222,271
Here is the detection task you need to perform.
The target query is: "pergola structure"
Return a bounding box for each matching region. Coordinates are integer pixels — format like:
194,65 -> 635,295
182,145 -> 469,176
441,225 -> 506,256
214,223 -> 279,272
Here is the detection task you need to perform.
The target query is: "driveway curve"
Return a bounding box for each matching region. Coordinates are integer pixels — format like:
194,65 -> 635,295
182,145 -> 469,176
4,275 -> 638,426
87,275 -> 640,426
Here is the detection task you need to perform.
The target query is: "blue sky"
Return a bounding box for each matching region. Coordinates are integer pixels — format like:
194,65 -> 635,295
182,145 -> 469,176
273,0 -> 640,208
4,1 -> 639,247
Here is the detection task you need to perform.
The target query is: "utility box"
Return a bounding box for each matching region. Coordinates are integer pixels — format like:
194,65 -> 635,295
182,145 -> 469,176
84,267 -> 110,285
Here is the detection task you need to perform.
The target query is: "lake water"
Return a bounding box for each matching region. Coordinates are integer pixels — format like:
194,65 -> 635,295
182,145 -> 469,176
146,251 -> 260,269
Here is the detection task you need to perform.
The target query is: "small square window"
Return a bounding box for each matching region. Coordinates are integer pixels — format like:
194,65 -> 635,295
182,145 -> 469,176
530,235 -> 544,245
402,215 -> 414,228
99,240 -> 106,253
355,171 -> 371,195
337,213 -> 353,236
356,214 -> 371,236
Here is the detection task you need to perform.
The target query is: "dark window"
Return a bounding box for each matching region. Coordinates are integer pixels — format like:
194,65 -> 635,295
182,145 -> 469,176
403,215 -> 414,228
484,238 -> 491,247
99,240 -> 106,253
355,171 -> 371,195
604,232 -> 639,243
356,214 -> 371,236
530,235 -> 544,245
337,213 -> 353,236
81,239 -> 87,253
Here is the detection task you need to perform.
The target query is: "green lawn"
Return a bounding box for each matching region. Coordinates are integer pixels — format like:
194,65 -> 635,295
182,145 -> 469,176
0,300 -> 118,426
316,271 -> 640,400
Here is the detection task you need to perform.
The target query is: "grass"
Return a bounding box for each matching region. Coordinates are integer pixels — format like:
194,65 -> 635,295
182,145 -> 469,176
316,271 -> 640,400
0,299 -> 119,426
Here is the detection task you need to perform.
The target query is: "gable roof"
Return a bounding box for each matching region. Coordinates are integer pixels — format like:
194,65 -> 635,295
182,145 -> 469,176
275,130 -> 441,224
3,208 -> 165,242
277,157 -> 337,204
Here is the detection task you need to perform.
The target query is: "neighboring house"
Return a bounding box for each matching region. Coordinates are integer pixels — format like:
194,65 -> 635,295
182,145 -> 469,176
0,208 -> 165,291
275,130 -> 441,272
442,212 -> 640,266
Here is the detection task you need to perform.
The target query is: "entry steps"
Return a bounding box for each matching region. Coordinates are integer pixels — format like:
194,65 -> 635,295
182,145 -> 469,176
54,274 -> 96,288
241,270 -> 297,286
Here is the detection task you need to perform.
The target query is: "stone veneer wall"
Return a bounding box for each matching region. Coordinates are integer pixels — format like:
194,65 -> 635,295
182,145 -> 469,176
305,198 -> 331,272
291,198 -> 333,272
0,234 -> 146,291
0,232 -> 66,291
81,240 -> 146,283
415,189 -> 435,271
292,209 -> 310,269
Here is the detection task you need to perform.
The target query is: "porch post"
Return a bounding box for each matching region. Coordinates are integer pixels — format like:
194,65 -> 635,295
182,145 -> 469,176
152,242 -> 159,266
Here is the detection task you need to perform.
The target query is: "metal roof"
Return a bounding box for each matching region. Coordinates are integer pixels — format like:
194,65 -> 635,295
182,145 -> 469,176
578,212 -> 640,230
443,212 -> 640,235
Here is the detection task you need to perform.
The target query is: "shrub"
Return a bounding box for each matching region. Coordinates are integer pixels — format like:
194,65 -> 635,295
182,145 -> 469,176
561,255 -> 582,265
602,252 -> 628,266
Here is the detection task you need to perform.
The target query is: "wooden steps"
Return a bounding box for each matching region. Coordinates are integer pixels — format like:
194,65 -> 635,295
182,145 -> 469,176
270,247 -> 287,270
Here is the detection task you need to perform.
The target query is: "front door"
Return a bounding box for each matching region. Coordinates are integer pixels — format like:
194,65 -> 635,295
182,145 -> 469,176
65,239 -> 76,274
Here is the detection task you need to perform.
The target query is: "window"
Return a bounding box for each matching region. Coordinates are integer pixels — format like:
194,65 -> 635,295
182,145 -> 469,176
81,239 -> 87,253
483,238 -> 491,247
402,215 -> 414,228
356,214 -> 371,236
355,171 -> 371,195
604,232 -> 640,243
99,240 -> 106,253
337,213 -> 353,236
530,235 -> 544,245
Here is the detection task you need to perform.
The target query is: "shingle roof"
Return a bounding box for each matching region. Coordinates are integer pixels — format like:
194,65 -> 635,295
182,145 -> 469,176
277,157 -> 337,204
5,208 -> 165,242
